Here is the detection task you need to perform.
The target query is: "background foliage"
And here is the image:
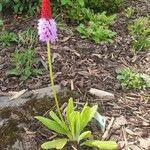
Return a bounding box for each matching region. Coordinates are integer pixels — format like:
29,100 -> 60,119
0,0 -> 40,15
0,0 -> 124,17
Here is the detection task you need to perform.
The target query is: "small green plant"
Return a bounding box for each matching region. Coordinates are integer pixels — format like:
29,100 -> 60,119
35,98 -> 117,150
59,0 -> 85,22
128,17 -> 150,52
0,0 -> 40,15
8,49 -> 42,80
85,0 -> 124,14
0,0 -> 12,12
77,12 -> 116,43
124,7 -> 134,18
77,23 -> 116,43
18,28 -> 38,48
116,67 -> 149,89
0,31 -> 18,46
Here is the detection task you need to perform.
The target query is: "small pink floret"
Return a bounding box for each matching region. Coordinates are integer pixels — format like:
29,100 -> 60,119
38,18 -> 57,44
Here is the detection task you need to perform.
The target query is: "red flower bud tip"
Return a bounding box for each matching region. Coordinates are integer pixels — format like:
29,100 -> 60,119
41,0 -> 52,19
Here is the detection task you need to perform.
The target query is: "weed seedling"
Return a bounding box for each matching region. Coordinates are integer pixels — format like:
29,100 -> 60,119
0,31 -> 18,46
124,7 -> 134,18
116,67 -> 148,89
128,17 -> 150,52
77,12 -> 116,43
18,28 -> 38,48
8,49 -> 42,80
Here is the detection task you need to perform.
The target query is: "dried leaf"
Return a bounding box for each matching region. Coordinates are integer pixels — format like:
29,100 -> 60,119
113,116 -> 128,128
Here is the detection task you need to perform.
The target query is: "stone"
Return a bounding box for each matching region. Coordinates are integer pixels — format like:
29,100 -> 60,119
89,88 -> 115,99
0,85 -> 61,109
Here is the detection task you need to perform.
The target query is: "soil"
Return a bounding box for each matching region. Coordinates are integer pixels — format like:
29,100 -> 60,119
0,0 -> 150,150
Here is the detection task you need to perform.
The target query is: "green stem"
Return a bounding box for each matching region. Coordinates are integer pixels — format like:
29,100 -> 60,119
47,41 -> 64,122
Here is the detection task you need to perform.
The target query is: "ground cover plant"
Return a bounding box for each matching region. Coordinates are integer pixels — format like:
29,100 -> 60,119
0,0 -> 150,150
77,12 -> 116,43
18,28 -> 38,48
129,17 -> 150,52
84,0 -> 124,14
0,0 -> 40,15
7,49 -> 42,80
124,7 -> 135,18
0,31 -> 17,47
116,67 -> 149,89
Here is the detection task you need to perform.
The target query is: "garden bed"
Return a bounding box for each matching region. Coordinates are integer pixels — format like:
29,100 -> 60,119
0,0 -> 150,149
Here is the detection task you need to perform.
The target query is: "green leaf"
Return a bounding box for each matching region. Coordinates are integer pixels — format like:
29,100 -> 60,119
75,111 -> 80,140
80,104 -> 98,132
41,139 -> 68,149
32,68 -> 43,75
81,140 -> 118,150
0,19 -> 3,26
78,0 -> 85,7
61,0 -> 70,5
90,105 -> 98,119
35,116 -> 68,135
66,97 -> 74,123
49,111 -> 70,137
69,111 -> 76,139
79,131 -> 91,141
0,4 -> 2,12
49,111 -> 63,125
140,73 -> 150,87
7,68 -> 21,76
94,112 -> 106,132
21,75 -> 29,80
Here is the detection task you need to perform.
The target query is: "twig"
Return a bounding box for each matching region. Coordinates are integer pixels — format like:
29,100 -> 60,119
71,79 -> 74,91
9,89 -> 27,100
122,127 -> 129,150
48,134 -> 57,140
71,145 -> 77,150
102,117 -> 115,140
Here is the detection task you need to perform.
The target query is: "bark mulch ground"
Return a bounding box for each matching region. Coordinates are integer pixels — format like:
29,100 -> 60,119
0,0 -> 150,149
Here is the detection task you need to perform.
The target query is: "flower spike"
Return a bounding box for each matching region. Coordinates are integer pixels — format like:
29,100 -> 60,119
41,0 -> 52,19
38,0 -> 57,43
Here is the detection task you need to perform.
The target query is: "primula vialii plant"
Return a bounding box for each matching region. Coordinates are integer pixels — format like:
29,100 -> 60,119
35,0 -> 118,149
37,0 -> 63,121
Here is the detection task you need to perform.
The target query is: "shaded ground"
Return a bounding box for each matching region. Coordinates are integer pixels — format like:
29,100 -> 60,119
0,0 -> 150,149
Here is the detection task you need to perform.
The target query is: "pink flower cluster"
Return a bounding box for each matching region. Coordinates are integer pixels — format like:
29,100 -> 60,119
38,18 -> 57,43
38,0 -> 57,43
